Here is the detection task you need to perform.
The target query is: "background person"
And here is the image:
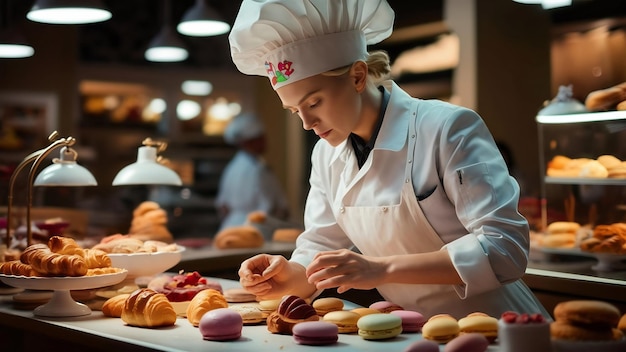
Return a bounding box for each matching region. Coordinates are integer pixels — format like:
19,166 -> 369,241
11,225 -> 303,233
215,113 -> 290,235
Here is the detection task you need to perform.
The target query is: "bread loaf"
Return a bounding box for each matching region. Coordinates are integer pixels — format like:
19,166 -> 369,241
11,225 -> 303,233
214,226 -> 264,249
121,288 -> 177,328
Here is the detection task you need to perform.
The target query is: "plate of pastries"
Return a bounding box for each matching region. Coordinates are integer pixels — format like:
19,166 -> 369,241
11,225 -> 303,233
0,235 -> 127,291
539,221 -> 626,271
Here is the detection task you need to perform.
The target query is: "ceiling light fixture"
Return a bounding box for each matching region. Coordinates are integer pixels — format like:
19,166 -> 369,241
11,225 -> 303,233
0,1 -> 35,58
512,0 -> 571,9
27,0 -> 112,25
145,0 -> 188,63
113,138 -> 182,186
177,0 -> 230,37
0,27 -> 34,59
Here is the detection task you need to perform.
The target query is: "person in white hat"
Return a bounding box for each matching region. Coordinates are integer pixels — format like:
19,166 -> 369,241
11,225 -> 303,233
215,113 -> 290,233
230,0 -> 548,319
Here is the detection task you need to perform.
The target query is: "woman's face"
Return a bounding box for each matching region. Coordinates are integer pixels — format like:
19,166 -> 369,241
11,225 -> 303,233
276,71 -> 363,147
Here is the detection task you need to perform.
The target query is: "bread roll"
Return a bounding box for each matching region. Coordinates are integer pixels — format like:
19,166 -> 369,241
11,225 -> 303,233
132,201 -> 161,218
585,83 -> 626,111
597,155 -> 622,169
214,226 -> 264,249
121,288 -> 176,328
272,228 -> 301,242
102,294 -> 130,318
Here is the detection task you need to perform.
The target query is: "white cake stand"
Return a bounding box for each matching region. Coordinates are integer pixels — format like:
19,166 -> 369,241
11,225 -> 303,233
0,271 -> 127,317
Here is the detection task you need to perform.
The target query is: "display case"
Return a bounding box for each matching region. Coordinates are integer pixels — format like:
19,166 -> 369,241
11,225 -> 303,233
537,111 -> 626,230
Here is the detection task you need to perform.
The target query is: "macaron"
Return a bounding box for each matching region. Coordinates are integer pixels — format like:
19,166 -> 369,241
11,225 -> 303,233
258,298 -> 281,318
229,304 -> 265,325
403,340 -> 440,352
444,333 -> 489,352
422,314 -> 460,343
357,313 -> 403,340
322,310 -> 360,333
351,307 -> 380,317
292,321 -> 339,346
369,300 -> 404,313
390,310 -> 426,333
223,288 -> 257,303
199,308 -> 243,341
312,297 -> 344,316
457,312 -> 498,342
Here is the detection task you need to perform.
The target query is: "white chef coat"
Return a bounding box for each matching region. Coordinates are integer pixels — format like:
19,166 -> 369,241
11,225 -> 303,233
290,81 -> 549,318
215,151 -> 290,231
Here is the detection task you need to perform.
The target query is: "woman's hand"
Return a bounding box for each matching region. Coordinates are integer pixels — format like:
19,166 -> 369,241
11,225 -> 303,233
238,254 -> 314,300
305,249 -> 388,294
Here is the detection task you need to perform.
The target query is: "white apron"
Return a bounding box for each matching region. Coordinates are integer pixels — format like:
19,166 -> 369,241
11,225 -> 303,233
334,101 -> 549,319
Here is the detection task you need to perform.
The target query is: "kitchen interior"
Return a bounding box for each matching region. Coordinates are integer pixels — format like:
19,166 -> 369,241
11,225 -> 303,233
0,0 -> 626,349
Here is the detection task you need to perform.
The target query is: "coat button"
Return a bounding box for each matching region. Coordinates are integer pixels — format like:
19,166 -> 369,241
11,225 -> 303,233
340,207 -> 345,213
382,207 -> 388,212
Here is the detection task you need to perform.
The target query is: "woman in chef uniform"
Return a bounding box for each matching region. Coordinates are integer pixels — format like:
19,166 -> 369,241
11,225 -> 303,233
229,0 -> 549,319
215,113 -> 290,232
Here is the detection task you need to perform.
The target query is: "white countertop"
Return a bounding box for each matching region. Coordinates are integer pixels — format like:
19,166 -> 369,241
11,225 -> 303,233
0,277 -> 503,352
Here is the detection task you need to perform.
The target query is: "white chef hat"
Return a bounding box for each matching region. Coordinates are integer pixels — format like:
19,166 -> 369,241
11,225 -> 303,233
229,0 -> 395,90
223,113 -> 265,145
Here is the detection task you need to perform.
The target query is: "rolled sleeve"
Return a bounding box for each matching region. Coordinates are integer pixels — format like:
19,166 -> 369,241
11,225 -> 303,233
443,234 -> 502,298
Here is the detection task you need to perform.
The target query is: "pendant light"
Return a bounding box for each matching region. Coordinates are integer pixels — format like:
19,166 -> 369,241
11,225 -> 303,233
27,0 -> 112,25
113,138 -> 182,186
177,0 -> 230,37
0,0 -> 34,58
145,0 -> 188,63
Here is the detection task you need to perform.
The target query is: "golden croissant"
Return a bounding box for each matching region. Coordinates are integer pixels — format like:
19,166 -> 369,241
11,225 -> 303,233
48,236 -> 84,257
82,248 -> 111,268
20,244 -> 88,277
121,288 -> 176,328
0,260 -> 35,276
102,294 -> 130,318
186,289 -> 228,327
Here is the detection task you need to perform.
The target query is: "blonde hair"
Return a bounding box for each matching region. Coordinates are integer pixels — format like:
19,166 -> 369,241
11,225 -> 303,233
322,50 -> 391,84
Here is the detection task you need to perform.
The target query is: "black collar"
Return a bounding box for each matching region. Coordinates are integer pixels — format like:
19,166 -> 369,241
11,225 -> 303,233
350,86 -> 390,169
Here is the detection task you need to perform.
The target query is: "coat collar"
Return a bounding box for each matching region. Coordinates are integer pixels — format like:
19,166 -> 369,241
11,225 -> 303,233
328,80 -> 413,166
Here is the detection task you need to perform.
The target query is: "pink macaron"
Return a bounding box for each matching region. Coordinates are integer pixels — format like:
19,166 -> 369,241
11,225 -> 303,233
444,333 -> 489,352
390,310 -> 426,333
369,300 -> 404,313
199,308 -> 243,341
403,339 -> 440,352
292,321 -> 339,345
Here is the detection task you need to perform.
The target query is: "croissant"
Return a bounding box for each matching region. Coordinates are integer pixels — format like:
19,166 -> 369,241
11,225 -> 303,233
48,236 -> 85,257
20,244 -> 88,277
82,248 -> 111,269
186,288 -> 228,327
0,260 -> 35,276
102,294 -> 130,318
121,288 -> 177,328
213,226 -> 264,249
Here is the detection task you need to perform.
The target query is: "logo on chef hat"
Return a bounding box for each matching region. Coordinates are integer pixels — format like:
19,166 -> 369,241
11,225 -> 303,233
265,60 -> 294,86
